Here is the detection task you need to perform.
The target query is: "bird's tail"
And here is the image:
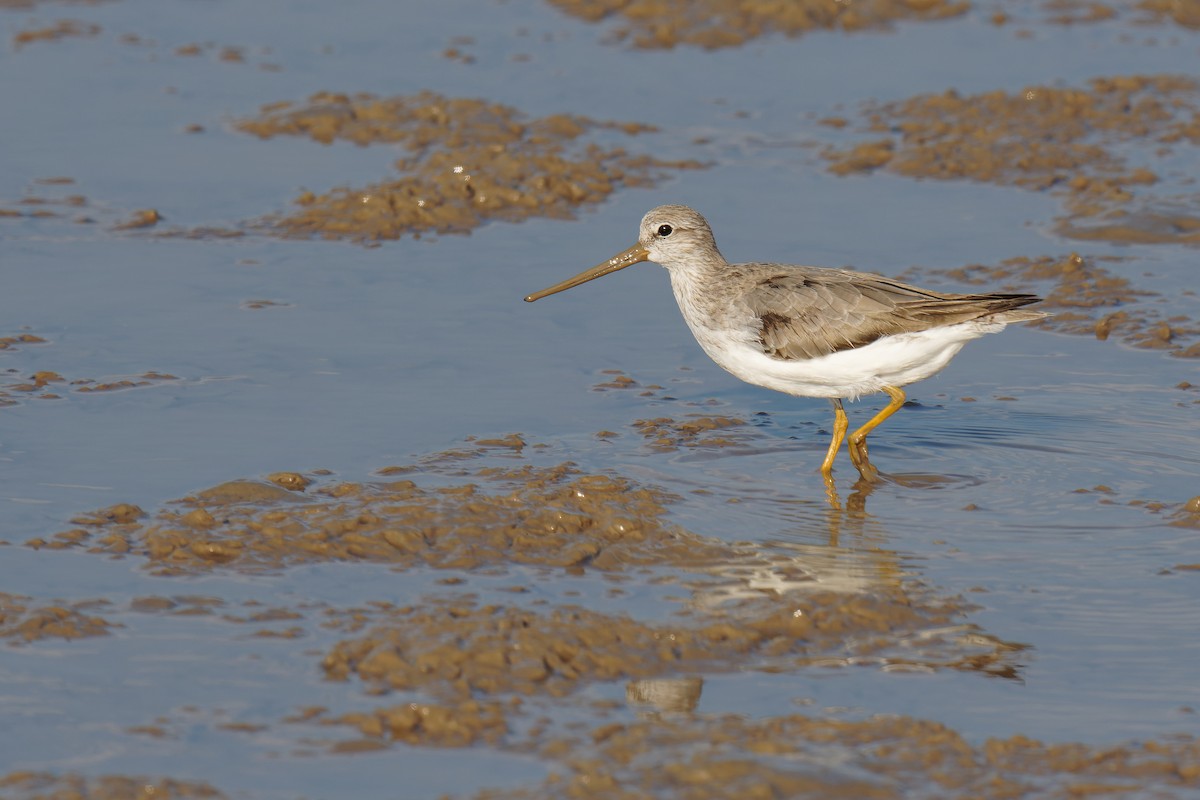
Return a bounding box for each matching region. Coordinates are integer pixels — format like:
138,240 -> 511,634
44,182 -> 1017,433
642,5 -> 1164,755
972,293 -> 1048,324
994,309 -> 1050,323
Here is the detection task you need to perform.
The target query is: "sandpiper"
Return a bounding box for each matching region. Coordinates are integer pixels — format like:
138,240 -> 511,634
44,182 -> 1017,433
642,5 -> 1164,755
525,205 -> 1046,481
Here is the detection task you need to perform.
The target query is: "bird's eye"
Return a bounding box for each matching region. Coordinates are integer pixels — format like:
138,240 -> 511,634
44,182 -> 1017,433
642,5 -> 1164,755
657,224 -> 673,237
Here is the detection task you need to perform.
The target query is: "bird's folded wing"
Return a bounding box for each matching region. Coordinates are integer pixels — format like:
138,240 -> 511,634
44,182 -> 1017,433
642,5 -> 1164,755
742,270 -> 1036,361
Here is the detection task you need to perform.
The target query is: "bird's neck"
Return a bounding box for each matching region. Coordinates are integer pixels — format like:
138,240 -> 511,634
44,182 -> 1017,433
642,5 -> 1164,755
666,258 -> 732,332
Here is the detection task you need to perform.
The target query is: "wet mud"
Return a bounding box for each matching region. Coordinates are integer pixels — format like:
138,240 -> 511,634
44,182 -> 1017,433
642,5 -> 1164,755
1135,0 -> 1200,27
632,415 -> 749,450
33,462 -> 697,574
1069,483 -> 1200,538
1,179 -> 178,234
235,92 -> 705,242
22,442 -> 1031,757
472,713 -> 1200,799
0,592 -> 114,644
545,0 -> 969,49
0,773 -> 226,800
1162,497 -> 1200,529
0,181 -> 91,223
319,699 -> 511,750
319,589 -> 1021,704
548,0 -> 1200,44
543,0 -> 1200,53
11,19 -> 99,47
112,208 -> 163,230
1,368 -> 179,408
0,333 -> 46,351
12,714 -> 1197,799
173,42 -> 279,70
822,75 -> 1200,247
1024,0 -> 1200,27
29,446 -> 997,677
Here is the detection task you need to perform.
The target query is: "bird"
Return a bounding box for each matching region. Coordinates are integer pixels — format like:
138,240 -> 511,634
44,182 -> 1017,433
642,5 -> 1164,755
524,205 -> 1046,481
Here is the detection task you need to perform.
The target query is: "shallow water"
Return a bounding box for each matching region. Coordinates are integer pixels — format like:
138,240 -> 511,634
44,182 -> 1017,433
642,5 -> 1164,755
2,0 -> 1199,797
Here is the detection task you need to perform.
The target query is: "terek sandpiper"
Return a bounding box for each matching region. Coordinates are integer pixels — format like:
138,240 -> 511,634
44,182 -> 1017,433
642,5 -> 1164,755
525,205 -> 1046,481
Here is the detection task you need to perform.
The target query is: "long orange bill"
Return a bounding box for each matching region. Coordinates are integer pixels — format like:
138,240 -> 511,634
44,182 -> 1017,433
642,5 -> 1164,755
524,242 -> 650,302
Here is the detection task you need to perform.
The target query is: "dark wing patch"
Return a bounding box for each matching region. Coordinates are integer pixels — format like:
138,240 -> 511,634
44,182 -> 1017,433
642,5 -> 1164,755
758,312 -> 796,358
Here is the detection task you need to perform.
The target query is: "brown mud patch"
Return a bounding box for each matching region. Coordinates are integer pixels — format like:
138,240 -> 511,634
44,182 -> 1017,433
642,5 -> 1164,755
1,180 -> 197,234
592,370 -> 659,392
126,594 -> 311,632
235,91 -> 705,243
239,298 -> 290,310
0,0 -> 112,8
0,333 -> 47,352
30,440 -> 1026,680
0,772 -> 225,800
35,452 -> 911,587
317,699 -> 511,750
129,594 -> 226,616
1164,495 -> 1200,531
170,42 -> 280,70
906,253 -> 1200,358
472,713 -> 1200,799
112,208 -> 162,230
0,184 -> 91,223
822,74 -> 1200,247
0,593 -> 114,644
124,704 -> 282,742
1005,0 -> 1200,28
319,593 -> 1023,708
441,35 -> 478,65
1135,0 -> 1200,27
1066,489 -> 1200,572
30,462 -> 713,574
1,370 -> 179,408
1027,0 -> 1120,24
546,0 -> 968,49
12,19 -> 100,48
633,415 -> 749,450
30,449 -> 949,599
588,369 -> 807,449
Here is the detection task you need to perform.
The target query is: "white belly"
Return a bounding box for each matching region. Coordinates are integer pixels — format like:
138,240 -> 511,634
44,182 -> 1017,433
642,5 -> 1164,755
687,320 -> 1006,401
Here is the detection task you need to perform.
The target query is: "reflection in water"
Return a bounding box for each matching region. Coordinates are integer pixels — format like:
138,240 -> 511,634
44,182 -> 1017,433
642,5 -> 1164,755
823,469 -> 981,514
692,480 -> 902,604
681,472 -> 1030,681
626,676 -> 704,713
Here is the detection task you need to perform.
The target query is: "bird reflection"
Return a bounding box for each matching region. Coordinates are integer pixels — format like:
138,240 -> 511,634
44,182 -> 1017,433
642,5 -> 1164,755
669,474 -> 1029,683
626,676 -> 704,713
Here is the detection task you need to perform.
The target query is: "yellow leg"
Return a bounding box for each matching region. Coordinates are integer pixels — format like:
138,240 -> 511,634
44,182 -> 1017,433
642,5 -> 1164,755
848,386 -> 907,481
819,399 -> 849,478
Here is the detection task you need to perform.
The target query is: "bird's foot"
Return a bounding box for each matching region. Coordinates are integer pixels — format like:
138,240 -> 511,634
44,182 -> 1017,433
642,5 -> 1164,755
847,436 -> 881,482
854,463 -> 881,483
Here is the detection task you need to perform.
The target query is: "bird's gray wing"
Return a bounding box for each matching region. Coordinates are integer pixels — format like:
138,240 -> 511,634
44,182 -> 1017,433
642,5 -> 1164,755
741,269 -> 1038,361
